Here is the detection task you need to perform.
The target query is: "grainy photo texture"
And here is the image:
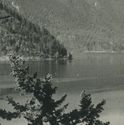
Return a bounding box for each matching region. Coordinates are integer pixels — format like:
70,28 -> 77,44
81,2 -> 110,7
0,0 -> 124,125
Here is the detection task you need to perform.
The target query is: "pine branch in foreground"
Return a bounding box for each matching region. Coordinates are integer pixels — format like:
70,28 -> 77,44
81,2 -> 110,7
0,55 -> 110,125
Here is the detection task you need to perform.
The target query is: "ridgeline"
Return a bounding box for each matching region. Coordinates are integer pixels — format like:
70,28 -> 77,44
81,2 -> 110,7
8,0 -> 124,54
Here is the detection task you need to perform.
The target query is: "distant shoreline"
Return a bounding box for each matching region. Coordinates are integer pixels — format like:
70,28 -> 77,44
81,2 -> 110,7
0,56 -> 70,62
83,50 -> 124,53
73,51 -> 124,59
0,51 -> 123,61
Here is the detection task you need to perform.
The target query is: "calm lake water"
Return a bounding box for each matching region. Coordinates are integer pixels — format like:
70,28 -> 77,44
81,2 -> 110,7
1,53 -> 124,125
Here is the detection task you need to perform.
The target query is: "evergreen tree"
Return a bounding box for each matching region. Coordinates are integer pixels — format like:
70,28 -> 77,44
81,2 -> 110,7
0,55 -> 110,125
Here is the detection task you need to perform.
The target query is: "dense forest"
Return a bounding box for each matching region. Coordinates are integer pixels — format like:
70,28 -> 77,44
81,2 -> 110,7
0,0 -> 67,58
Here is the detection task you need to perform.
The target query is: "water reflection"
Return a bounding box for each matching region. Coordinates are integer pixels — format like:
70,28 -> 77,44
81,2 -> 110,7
57,59 -> 68,65
1,53 -> 124,90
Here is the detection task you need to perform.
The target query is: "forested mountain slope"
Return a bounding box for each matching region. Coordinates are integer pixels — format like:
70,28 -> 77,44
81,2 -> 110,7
9,0 -> 124,54
0,0 -> 67,57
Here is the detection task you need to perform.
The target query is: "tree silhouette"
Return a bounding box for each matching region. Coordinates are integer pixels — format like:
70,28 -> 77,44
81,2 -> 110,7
0,55 -> 110,125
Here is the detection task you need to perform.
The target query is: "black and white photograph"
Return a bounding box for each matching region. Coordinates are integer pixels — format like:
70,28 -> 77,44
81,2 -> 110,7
0,0 -> 124,125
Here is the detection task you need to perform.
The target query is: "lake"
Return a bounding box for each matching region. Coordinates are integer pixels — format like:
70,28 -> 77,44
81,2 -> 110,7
0,53 -> 124,125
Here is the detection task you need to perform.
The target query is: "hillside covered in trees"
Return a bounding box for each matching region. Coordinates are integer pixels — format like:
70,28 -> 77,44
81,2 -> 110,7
9,0 -> 124,54
0,0 -> 67,58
